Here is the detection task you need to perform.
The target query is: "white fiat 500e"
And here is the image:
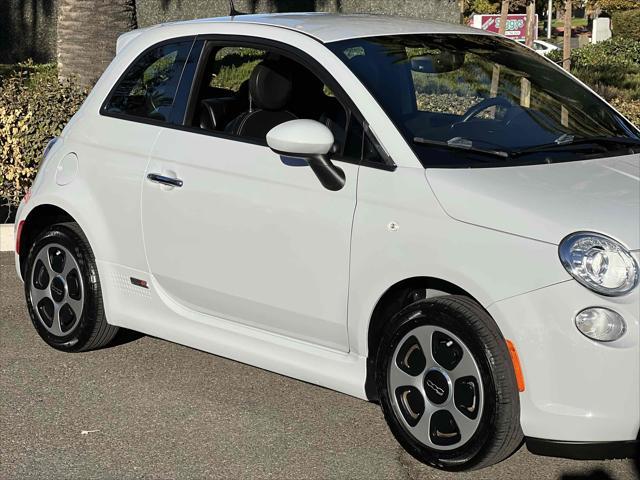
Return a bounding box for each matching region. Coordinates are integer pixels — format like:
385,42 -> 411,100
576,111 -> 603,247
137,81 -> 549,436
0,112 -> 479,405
14,13 -> 639,471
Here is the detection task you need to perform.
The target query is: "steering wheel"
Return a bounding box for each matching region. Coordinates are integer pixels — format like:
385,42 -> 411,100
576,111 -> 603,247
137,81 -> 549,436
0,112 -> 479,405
460,97 -> 513,123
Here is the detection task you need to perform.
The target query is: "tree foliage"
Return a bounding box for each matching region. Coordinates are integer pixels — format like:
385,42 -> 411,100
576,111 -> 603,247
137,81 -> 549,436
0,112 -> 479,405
597,0 -> 639,12
463,0 -> 530,15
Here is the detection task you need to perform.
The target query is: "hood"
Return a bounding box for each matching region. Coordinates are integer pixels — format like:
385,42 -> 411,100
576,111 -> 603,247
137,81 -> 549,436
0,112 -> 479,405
426,154 -> 640,250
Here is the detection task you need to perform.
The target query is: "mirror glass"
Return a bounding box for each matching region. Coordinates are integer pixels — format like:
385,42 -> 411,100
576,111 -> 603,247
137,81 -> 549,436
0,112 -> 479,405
410,49 -> 465,74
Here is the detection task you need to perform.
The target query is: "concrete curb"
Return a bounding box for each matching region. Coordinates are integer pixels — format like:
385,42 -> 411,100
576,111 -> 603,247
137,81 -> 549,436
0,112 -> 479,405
1,224 -> 15,252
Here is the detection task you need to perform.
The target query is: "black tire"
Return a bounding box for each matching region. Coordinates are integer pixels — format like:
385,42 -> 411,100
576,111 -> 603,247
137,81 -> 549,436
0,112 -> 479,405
24,222 -> 118,352
375,295 -> 523,471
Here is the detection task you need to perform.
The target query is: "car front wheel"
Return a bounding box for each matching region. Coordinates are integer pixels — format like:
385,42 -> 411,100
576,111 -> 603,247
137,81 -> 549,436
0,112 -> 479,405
375,295 -> 523,471
24,222 -> 118,352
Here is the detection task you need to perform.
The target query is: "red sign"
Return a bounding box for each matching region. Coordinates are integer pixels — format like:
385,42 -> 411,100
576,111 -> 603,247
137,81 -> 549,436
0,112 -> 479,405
470,14 -> 538,41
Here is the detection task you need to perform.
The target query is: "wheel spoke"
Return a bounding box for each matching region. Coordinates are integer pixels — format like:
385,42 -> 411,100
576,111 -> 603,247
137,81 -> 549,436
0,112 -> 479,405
30,285 -> 50,305
450,403 -> 479,444
35,248 -> 55,278
66,297 -> 83,320
389,361 -> 421,390
50,304 -> 63,336
411,326 -> 435,366
407,405 -> 434,446
61,258 -> 75,277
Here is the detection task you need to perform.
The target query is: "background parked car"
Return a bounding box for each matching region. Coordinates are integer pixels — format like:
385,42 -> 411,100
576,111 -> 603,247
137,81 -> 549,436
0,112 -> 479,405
517,39 -> 560,56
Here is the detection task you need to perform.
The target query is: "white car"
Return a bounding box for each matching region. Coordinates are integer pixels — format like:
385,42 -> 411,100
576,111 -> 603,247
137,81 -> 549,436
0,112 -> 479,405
517,38 -> 560,56
14,13 -> 639,471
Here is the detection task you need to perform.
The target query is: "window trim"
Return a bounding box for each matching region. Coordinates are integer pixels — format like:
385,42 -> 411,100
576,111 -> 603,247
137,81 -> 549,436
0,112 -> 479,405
99,36 -> 197,126
169,39 -> 205,125
180,34 -> 396,171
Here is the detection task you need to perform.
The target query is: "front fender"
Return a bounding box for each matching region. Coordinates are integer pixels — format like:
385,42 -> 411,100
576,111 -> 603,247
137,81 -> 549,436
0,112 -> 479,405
348,165 -> 571,357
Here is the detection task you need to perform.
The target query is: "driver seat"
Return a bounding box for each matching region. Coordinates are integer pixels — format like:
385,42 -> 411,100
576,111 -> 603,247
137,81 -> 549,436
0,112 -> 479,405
225,59 -> 297,140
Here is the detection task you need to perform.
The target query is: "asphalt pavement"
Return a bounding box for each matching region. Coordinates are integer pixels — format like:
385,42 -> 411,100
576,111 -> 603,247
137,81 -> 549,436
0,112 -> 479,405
1,252 -> 638,480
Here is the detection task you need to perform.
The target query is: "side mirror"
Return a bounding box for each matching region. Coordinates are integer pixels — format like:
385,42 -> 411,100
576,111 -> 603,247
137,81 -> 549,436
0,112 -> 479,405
267,119 -> 345,191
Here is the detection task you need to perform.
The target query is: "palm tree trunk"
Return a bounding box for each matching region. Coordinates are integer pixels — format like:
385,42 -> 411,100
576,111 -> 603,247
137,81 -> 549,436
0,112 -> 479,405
57,0 -> 137,86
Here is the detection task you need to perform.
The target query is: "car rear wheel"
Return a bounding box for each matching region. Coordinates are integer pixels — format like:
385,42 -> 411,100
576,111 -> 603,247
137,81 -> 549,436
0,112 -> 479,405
24,222 -> 118,352
375,295 -> 523,471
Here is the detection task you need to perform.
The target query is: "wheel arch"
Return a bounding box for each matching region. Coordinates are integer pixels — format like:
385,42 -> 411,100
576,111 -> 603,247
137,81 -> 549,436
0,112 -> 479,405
364,276 -> 483,401
18,204 -> 79,278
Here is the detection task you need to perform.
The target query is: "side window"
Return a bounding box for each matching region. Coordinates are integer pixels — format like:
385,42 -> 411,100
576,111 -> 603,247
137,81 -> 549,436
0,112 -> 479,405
190,42 -> 353,159
104,40 -> 193,122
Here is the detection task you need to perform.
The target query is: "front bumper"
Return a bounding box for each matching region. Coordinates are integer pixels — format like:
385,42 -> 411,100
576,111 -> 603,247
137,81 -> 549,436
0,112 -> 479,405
488,278 -> 639,444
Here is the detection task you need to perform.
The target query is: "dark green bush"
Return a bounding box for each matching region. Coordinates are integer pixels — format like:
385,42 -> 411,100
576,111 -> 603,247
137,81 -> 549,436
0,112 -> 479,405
612,9 -> 640,41
0,61 -> 87,207
547,37 -> 640,106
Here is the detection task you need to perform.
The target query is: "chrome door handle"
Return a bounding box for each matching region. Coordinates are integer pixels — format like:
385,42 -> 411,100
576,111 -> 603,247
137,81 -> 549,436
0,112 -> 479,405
147,173 -> 183,188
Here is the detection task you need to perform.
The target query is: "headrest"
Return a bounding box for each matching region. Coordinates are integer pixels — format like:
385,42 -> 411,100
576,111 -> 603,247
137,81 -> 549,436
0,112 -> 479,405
200,97 -> 237,130
250,60 -> 293,111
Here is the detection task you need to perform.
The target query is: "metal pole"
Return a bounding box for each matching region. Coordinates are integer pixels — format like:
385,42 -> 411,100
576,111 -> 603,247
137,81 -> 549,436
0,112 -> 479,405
547,0 -> 553,38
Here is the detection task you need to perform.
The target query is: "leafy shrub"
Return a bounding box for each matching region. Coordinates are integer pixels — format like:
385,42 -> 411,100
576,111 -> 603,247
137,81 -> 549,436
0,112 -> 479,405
0,61 -> 87,207
466,0 -> 500,14
598,0 -> 639,12
611,98 -> 640,126
211,48 -> 265,91
612,9 -> 640,41
547,37 -> 640,102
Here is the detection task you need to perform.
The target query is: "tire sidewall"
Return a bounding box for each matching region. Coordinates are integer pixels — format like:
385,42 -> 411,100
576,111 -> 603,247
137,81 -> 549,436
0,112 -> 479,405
24,225 -> 101,352
375,298 -> 503,471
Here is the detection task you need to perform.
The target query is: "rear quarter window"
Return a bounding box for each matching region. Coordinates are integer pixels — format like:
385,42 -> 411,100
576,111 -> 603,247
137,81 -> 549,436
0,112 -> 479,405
103,40 -> 193,123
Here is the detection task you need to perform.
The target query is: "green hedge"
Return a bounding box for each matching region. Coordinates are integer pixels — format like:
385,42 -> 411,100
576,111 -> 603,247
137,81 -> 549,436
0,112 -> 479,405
547,37 -> 640,103
612,9 -> 640,41
0,62 -> 87,207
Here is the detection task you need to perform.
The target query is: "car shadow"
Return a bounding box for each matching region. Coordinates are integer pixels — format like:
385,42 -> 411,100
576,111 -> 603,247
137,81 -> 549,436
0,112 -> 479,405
561,470 -> 616,480
105,328 -> 145,348
560,433 -> 640,480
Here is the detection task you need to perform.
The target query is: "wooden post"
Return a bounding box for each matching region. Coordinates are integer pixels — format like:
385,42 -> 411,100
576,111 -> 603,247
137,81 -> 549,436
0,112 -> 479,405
561,0 -> 572,126
498,0 -> 510,35
563,0 -> 572,71
525,0 -> 536,47
490,0 -> 510,107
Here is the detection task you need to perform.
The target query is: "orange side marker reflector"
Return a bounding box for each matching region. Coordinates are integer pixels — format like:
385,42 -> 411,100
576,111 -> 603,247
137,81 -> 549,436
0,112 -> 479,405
506,339 -> 525,392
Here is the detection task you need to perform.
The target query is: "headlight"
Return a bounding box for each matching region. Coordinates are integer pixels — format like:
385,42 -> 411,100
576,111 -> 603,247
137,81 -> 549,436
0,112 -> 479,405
559,232 -> 638,296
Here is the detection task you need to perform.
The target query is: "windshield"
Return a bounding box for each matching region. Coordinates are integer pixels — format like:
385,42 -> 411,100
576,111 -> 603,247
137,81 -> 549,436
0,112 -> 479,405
328,34 -> 639,167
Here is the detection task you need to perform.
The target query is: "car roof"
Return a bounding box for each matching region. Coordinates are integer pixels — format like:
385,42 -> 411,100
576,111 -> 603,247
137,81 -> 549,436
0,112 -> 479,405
169,13 -> 489,43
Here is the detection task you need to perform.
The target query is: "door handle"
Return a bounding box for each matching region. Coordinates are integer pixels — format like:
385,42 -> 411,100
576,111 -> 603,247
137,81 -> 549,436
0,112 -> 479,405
147,173 -> 183,188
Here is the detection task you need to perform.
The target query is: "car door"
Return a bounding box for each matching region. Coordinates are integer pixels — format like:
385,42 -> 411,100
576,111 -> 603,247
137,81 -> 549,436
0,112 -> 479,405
140,40 -> 360,352
93,37 -> 196,270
